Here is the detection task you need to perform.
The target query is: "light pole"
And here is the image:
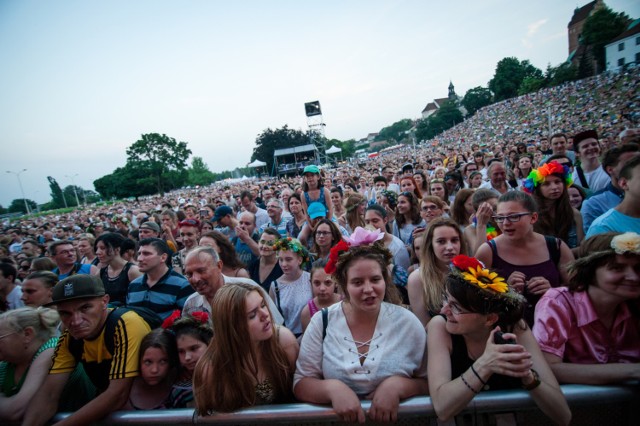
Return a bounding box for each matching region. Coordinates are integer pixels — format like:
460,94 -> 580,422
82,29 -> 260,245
65,174 -> 81,207
6,169 -> 30,215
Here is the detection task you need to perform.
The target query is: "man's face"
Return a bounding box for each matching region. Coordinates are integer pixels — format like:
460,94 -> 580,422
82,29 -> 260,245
541,139 -> 549,150
238,213 -> 256,234
490,164 -> 507,185
262,190 -> 273,200
180,226 -> 199,249
139,228 -> 159,239
383,169 -> 394,180
56,296 -> 109,340
241,197 -> 253,210
55,228 -> 65,239
551,136 -> 567,154
374,180 -> 387,191
266,201 -> 282,221
576,138 -> 600,161
184,253 -> 224,300
137,244 -> 168,273
21,242 -> 37,256
53,244 -> 77,267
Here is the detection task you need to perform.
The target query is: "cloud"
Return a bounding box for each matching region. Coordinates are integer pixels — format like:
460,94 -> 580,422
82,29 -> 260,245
522,18 -> 548,48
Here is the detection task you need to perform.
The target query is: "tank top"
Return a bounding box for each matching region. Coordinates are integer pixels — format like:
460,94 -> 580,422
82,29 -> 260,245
307,299 -> 320,318
100,262 -> 134,306
304,187 -> 328,211
488,237 -> 560,327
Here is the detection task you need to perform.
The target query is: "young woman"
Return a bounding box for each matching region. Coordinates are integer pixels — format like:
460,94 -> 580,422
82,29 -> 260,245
524,161 -> 584,248
392,192 -> 425,246
413,171 -> 430,195
330,188 -> 346,221
19,271 -> 57,307
463,189 -> 500,255
300,261 -> 342,332
513,154 -> 534,188
534,232 -> 640,384
77,234 -> 98,265
285,193 -> 307,239
420,196 -> 446,226
408,233 -> 425,274
429,178 -> 450,204
93,232 -> 142,306
269,238 -> 312,337
365,205 -> 410,270
194,283 -> 299,413
301,165 -> 332,221
451,188 -> 475,229
125,329 -> 180,410
476,191 -> 575,327
247,229 -> 283,293
200,221 -> 214,233
400,176 -> 422,200
468,171 -> 484,189
294,241 -> 427,423
377,190 -> 397,224
427,255 -> 571,425
568,185 -> 587,211
339,193 -> 366,234
311,219 -> 342,262
199,231 -> 250,278
407,218 -> 467,326
0,307 -> 61,421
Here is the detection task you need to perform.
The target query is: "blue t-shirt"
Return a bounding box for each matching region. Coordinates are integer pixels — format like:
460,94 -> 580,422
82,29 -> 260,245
586,208 -> 640,238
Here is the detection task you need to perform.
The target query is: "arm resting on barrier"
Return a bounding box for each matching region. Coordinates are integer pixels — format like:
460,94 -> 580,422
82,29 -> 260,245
294,377 -> 366,423
366,375 -> 429,423
544,352 -> 640,385
21,371 -> 70,426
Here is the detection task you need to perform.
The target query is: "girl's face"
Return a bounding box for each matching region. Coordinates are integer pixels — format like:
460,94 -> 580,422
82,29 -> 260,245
314,224 -> 334,249
278,249 -> 302,276
470,174 -> 483,188
330,192 -> 342,208
397,195 -> 411,215
421,200 -> 443,222
365,210 -> 387,232
246,290 -> 273,342
201,222 -> 214,232
412,236 -> 424,259
568,187 -> 583,210
345,259 -> 386,313
140,347 -> 171,386
496,201 -> 535,238
311,269 -> 336,303
198,236 -> 219,252
518,157 -> 532,170
177,334 -> 207,374
463,196 -> 475,217
534,152 -> 543,165
77,240 -> 92,256
432,226 -> 461,267
95,241 -> 115,264
305,173 -> 319,188
435,169 -> 445,179
413,174 -> 423,187
258,234 -> 276,257
592,255 -> 640,302
289,197 -> 302,214
430,183 -> 446,200
20,278 -> 52,307
401,179 -> 415,193
539,175 -> 564,200
357,201 -> 367,215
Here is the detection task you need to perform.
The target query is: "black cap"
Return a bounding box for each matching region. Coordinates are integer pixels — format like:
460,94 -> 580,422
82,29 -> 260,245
47,275 -> 106,306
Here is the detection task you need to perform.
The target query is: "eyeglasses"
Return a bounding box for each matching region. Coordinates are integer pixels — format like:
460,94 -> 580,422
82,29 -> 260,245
267,205 -> 281,209
0,331 -> 18,340
56,250 -> 76,256
442,295 -> 473,316
315,231 -> 332,237
492,212 -> 531,223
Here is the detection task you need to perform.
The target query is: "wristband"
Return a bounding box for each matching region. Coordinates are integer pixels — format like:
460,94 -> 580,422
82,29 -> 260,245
522,368 -> 541,390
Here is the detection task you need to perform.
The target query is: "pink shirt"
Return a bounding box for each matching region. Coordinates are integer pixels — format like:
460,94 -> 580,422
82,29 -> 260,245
533,287 -> 640,364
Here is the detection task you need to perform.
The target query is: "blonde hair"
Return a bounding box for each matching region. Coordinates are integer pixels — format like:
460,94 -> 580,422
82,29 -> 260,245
0,307 -> 59,342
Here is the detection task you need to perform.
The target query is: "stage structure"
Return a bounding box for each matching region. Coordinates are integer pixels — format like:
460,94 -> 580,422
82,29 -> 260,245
304,101 -> 327,164
273,144 -> 319,176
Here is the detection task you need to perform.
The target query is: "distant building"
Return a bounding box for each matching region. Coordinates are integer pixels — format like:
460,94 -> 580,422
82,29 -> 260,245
421,81 -> 466,119
567,0 -> 604,66
605,20 -> 640,71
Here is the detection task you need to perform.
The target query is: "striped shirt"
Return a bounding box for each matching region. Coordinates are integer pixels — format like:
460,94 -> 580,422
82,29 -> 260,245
127,268 -> 194,320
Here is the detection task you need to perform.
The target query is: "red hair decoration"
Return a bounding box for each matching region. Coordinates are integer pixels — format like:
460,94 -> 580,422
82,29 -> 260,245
190,311 -> 209,324
161,309 -> 181,329
451,255 -> 483,272
325,240 -> 351,274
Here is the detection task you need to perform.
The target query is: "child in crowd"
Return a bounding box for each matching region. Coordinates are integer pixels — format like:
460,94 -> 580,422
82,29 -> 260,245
300,165 -> 332,221
300,260 -> 341,332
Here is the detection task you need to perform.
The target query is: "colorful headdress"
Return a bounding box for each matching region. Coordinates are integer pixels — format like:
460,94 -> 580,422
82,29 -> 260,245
272,237 -> 311,266
380,190 -> 398,208
325,227 -> 385,274
162,309 -> 209,329
523,161 -> 573,194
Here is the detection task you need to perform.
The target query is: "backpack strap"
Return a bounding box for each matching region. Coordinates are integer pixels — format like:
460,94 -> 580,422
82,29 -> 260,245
321,307 -> 329,341
272,280 -> 284,316
576,165 -> 589,189
67,308 -> 120,363
544,235 -> 561,266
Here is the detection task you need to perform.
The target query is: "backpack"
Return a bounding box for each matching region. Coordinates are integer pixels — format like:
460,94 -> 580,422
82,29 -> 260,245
68,307 -> 162,362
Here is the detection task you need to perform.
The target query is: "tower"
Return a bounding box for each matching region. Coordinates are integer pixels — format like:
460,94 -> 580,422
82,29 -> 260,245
304,101 -> 327,164
448,81 -> 457,101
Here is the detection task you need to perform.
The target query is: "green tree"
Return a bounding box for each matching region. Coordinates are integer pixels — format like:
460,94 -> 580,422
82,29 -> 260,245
415,100 -> 463,141
545,62 -> 578,87
94,163 -> 158,199
462,86 -> 493,116
47,176 -> 71,208
8,199 -> 37,214
187,157 -> 216,186
581,6 -> 631,73
0,205 -> 7,215
251,125 -> 312,175
126,133 -> 192,194
375,119 -> 414,143
518,76 -> 546,95
325,138 -> 356,162
488,57 -> 543,101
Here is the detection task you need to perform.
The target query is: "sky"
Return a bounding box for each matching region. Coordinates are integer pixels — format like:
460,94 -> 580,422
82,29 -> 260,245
1,0 -> 638,207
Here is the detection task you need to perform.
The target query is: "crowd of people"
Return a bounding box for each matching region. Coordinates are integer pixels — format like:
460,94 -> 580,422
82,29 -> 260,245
1,68 -> 639,425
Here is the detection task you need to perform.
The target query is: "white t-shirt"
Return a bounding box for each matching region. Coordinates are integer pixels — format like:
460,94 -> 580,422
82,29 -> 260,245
572,165 -> 609,193
6,285 -> 24,310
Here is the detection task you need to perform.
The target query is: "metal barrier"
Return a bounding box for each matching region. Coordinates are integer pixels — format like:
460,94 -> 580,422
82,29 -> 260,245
50,384 -> 638,425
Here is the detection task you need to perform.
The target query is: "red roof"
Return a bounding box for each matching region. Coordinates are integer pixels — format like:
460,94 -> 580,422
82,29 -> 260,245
608,21 -> 640,44
421,102 -> 437,112
568,1 -> 598,27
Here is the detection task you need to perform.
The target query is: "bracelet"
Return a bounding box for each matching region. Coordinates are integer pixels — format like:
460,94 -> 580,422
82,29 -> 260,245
470,364 -> 489,390
461,373 -> 480,394
522,368 -> 541,390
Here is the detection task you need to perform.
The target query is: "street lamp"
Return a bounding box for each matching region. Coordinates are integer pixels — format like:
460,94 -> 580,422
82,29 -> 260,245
6,169 -> 30,215
65,174 -> 81,207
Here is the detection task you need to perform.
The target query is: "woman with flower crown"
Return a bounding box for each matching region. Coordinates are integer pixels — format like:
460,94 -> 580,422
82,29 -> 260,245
533,232 -> 640,384
427,255 -> 570,425
476,191 -> 574,326
523,160 -> 584,248
294,228 -> 428,423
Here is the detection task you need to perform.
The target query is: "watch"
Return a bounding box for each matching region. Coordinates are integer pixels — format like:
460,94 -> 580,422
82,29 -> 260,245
522,368 -> 541,390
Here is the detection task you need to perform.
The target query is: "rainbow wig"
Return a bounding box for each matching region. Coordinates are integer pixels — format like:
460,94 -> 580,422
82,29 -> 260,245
523,161 -> 573,194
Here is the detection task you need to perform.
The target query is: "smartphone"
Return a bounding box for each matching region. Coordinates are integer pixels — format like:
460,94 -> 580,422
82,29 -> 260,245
199,209 -> 208,218
494,331 -> 516,345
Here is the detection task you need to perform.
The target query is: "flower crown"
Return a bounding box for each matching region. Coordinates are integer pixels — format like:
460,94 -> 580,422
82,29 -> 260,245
272,237 -> 311,265
325,227 -> 385,274
380,190 -> 398,207
523,161 -> 573,194
161,309 -> 209,329
611,232 -> 640,255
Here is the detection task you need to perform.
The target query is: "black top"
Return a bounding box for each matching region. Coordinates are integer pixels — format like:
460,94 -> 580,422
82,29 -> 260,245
100,262 -> 134,306
247,259 -> 283,292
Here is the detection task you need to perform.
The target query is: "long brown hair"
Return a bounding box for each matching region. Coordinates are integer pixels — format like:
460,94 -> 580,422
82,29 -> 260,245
193,283 -> 292,413
451,189 -> 474,227
343,193 -> 366,231
532,175 -> 574,243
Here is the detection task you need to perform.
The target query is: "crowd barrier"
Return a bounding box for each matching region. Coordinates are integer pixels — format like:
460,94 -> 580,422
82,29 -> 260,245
48,384 -> 638,425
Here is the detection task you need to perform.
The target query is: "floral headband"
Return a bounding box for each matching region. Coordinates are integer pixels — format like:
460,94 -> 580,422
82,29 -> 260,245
611,232 -> 640,255
380,190 -> 398,207
325,227 -> 384,274
523,161 -> 573,194
272,237 -> 311,265
162,309 -> 209,329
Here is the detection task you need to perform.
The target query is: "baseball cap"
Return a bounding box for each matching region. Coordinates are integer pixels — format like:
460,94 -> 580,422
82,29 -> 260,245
139,221 -> 160,233
47,275 -> 106,306
303,165 -> 320,174
307,202 -> 327,219
402,163 -> 414,172
212,205 -> 233,222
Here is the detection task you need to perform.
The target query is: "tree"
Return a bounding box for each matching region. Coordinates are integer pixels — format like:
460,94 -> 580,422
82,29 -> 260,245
187,157 -> 216,186
375,119 -> 414,143
0,205 -> 6,215
47,176 -> 71,209
462,86 -> 493,116
545,62 -> 578,87
251,125 -> 312,175
581,6 -> 631,73
94,163 -> 159,200
415,100 -> 463,142
326,138 -> 356,160
8,199 -> 37,214
518,76 -> 546,96
488,57 -> 543,101
126,133 -> 192,194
